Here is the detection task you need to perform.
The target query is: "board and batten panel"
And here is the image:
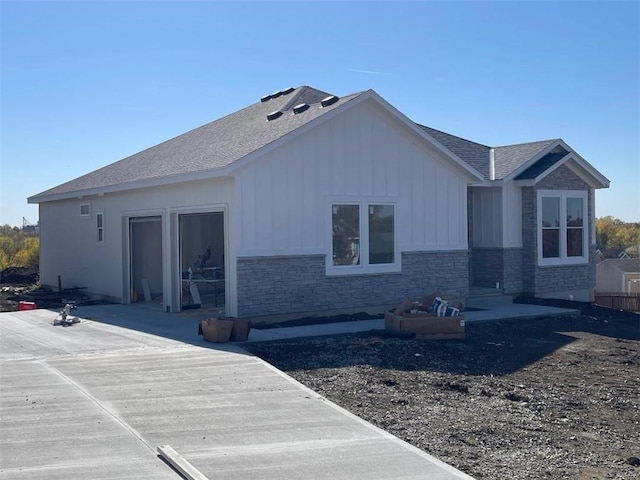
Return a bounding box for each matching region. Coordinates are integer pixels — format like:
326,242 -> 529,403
471,187 -> 502,247
235,100 -> 470,257
503,181 -> 523,247
38,177 -> 234,301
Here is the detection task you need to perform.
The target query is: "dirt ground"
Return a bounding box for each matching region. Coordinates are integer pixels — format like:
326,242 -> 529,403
244,309 -> 640,480
3,267 -> 638,478
0,267 -> 39,312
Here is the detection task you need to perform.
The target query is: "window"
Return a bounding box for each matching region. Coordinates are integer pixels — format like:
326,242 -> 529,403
96,211 -> 105,244
80,204 -> 90,217
332,205 -> 360,266
368,205 -> 395,264
331,202 -> 396,273
537,191 -> 587,265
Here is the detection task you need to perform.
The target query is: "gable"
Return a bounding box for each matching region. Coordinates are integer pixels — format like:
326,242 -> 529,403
234,99 -> 475,256
513,143 -> 609,189
536,164 -> 591,190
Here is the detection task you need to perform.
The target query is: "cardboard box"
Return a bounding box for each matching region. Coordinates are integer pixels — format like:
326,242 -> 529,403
223,317 -> 251,342
384,311 -> 465,340
200,318 -> 233,343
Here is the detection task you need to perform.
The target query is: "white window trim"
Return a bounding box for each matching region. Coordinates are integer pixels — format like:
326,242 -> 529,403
96,210 -> 105,245
327,199 -> 399,276
537,190 -> 588,266
80,203 -> 91,218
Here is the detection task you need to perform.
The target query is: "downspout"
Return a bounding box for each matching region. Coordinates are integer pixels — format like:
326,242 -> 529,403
489,148 -> 495,181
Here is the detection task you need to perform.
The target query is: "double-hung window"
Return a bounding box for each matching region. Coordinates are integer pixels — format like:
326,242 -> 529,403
330,202 -> 397,274
537,190 -> 587,265
96,210 -> 105,245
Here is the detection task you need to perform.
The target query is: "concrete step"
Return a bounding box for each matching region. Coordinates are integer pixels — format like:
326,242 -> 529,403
466,287 -> 514,309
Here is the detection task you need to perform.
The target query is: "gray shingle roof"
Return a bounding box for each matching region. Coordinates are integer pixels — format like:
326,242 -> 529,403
416,125 -> 560,181
417,125 -> 491,178
29,84 -> 580,203
601,258 -> 640,273
493,139 -> 558,179
30,86 -> 361,200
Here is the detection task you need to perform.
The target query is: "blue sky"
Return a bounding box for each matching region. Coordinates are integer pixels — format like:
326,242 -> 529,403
1,0 -> 638,227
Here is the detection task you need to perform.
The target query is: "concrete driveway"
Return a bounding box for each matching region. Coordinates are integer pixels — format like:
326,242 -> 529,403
0,306 -> 473,479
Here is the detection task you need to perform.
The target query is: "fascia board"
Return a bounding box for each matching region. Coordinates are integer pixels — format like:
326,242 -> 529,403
544,157 -> 609,189
531,151 -> 610,189
469,179 -> 505,187
555,142 -> 610,188
505,138 -> 610,189
28,169 -> 235,204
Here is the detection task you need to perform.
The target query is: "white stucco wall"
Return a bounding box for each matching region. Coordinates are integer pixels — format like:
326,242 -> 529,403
38,177 -> 234,306
234,99 -> 471,258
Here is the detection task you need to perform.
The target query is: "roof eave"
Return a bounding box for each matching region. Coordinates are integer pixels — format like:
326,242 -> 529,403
531,152 -> 610,189
28,167 -> 234,204
506,139 -> 610,189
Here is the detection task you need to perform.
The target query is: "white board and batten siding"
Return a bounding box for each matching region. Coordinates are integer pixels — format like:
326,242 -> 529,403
39,177 -> 234,302
470,182 -> 522,248
235,100 -> 470,259
503,181 -> 523,247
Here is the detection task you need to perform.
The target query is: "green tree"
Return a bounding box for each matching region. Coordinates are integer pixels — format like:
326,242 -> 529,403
596,216 -> 640,257
0,224 -> 40,269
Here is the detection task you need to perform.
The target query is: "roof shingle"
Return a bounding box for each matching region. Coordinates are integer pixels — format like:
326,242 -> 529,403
30,86 -> 361,200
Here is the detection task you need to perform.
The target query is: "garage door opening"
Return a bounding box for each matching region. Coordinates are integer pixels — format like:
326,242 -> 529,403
130,216 -> 163,304
179,212 -> 225,311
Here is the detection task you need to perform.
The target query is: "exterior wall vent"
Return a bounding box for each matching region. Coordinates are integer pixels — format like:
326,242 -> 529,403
260,94 -> 272,103
266,110 -> 283,121
292,103 -> 309,114
321,95 -> 339,107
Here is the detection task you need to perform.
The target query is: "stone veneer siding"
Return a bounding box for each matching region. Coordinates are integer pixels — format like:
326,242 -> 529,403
236,250 -> 469,317
503,248 -> 524,294
521,164 -> 596,299
471,248 -> 503,287
471,247 -> 523,293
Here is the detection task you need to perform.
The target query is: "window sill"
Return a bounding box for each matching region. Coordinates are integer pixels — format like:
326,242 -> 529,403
326,264 -> 401,276
538,257 -> 589,267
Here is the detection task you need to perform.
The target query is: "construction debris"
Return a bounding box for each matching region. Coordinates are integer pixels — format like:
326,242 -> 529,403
386,292 -> 466,340
52,303 -> 80,326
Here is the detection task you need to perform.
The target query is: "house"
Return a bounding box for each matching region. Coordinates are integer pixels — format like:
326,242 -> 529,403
28,86 -> 610,318
596,258 -> 640,294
